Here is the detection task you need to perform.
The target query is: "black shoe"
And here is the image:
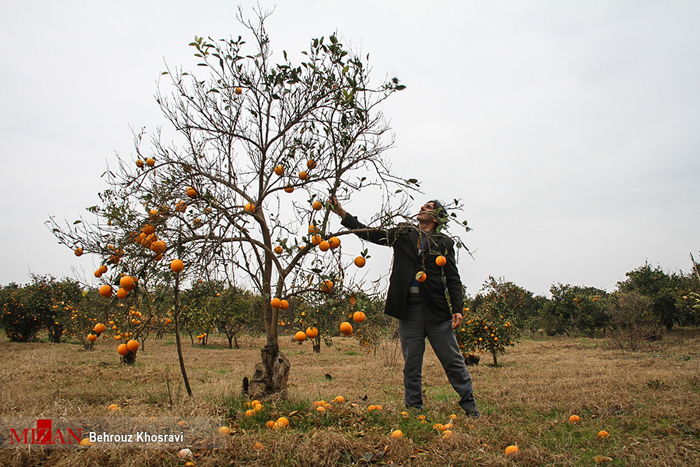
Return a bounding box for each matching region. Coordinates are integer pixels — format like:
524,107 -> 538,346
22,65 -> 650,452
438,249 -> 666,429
465,409 -> 481,419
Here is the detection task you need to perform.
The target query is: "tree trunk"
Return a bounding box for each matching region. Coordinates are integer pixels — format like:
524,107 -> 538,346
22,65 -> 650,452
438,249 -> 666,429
246,344 -> 291,398
491,348 -> 498,367
313,341 -> 320,353
173,274 -> 193,397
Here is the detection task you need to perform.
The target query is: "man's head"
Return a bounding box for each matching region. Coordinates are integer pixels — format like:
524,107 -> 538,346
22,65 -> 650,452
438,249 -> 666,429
417,200 -> 448,230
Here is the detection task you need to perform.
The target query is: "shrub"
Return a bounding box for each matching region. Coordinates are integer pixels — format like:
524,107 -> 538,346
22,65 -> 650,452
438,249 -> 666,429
606,292 -> 662,350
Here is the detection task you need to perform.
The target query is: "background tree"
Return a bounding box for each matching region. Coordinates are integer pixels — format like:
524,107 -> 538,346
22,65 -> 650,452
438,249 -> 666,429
617,262 -> 679,331
541,284 -> 608,336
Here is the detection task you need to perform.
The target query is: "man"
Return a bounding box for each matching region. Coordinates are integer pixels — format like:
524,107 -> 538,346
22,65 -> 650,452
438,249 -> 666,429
330,197 -> 479,418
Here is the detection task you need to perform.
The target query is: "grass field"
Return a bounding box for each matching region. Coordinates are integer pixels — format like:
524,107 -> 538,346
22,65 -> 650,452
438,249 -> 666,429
0,328 -> 698,466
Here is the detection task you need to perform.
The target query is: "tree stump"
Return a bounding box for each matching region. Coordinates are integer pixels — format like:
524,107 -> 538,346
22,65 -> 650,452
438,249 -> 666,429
246,345 -> 290,398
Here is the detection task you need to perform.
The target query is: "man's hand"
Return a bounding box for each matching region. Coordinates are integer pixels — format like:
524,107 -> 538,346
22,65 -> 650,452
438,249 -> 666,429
452,312 -> 463,329
329,195 -> 347,219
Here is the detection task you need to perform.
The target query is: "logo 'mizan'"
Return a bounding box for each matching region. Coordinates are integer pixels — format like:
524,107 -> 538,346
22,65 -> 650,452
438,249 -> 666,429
10,419 -> 82,445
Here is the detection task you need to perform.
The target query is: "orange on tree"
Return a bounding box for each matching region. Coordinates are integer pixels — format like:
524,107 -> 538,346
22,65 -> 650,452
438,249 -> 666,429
74,247 -> 83,257
126,339 -> 139,352
175,201 -> 188,212
117,344 -> 129,356
135,159 -> 144,168
311,234 -> 322,245
170,259 -> 185,273
354,256 -> 366,267
312,200 -> 322,210
94,269 -> 103,278
294,331 -> 306,342
274,165 -> 284,176
321,280 -> 333,293
146,157 -> 155,167
435,255 -> 447,267
186,186 -> 198,198
116,288 -> 129,299
279,299 -> 289,310
353,311 -> 366,323
308,224 -> 318,234
234,86 -> 243,95
299,171 -> 308,180
99,265 -> 108,274
284,185 -> 294,193
150,240 -> 167,254
305,327 -> 319,338
274,245 -> 283,254
244,202 -> 255,213
99,285 -> 113,298
416,271 -> 427,282
306,159 -> 316,169
270,297 -> 282,309
87,334 -> 97,343
119,276 -> 135,291
339,322 -> 353,335
94,323 -> 106,334
328,237 -> 340,249
142,224 -> 155,235
319,240 -> 330,251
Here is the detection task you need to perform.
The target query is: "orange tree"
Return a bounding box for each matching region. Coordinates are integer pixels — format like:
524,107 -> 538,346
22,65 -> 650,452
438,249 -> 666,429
455,277 -> 534,366
541,283 -> 608,336
207,285 -> 262,349
49,9 -> 414,396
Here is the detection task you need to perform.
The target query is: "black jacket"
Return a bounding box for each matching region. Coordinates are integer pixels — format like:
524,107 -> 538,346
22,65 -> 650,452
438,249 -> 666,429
341,213 -> 464,323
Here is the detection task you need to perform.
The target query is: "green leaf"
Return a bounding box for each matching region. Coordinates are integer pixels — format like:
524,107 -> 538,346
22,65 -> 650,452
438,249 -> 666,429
73,220 -> 82,225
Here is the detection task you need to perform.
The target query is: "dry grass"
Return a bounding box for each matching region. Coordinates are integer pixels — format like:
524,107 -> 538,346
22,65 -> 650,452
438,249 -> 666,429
0,328 -> 698,466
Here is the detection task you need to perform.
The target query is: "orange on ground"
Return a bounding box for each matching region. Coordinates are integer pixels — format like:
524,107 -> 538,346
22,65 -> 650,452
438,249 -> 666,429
339,322 -> 353,335
569,415 -> 580,423
505,445 -> 519,456
170,259 -> 185,273
276,417 -> 289,427
353,311 -> 366,323
598,430 -> 609,439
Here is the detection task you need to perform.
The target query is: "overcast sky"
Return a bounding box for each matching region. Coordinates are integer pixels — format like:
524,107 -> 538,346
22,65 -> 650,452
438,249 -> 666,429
1,1 -> 698,297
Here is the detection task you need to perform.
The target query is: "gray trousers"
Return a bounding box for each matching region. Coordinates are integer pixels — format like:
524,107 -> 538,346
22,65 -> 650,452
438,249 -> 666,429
398,304 -> 477,412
